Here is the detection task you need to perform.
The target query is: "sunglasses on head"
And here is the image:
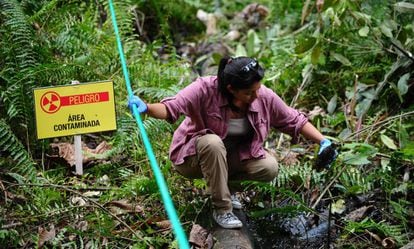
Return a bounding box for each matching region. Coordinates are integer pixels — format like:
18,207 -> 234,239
240,60 -> 258,73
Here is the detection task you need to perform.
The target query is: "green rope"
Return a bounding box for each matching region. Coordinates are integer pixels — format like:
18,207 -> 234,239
108,1 -> 189,248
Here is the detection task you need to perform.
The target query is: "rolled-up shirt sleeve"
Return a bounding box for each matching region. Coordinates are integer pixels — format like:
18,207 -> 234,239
268,91 -> 308,143
160,78 -> 204,124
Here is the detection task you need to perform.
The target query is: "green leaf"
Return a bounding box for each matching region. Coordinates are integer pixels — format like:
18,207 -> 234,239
380,23 -> 393,38
380,134 -> 398,150
311,44 -> 322,65
327,94 -> 337,114
399,124 -> 409,149
246,29 -> 261,57
343,153 -> 371,165
358,26 -> 370,37
295,36 -> 316,54
397,73 -> 410,95
381,158 -> 390,171
7,173 -> 26,184
342,143 -> 378,165
402,142 -> 414,158
338,128 -> 352,140
395,2 -> 414,13
342,143 -> 377,153
351,11 -> 372,24
355,98 -> 372,118
235,44 -> 247,57
331,52 -> 351,66
331,199 -> 346,214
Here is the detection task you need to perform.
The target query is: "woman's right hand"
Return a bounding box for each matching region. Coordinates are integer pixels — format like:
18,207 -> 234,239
128,95 -> 148,113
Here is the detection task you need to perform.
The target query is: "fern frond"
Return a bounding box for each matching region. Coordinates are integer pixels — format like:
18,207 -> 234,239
0,0 -> 38,123
28,0 -> 59,22
345,219 -> 408,246
275,162 -> 319,188
100,0 -> 135,37
135,86 -> 180,101
0,119 -> 37,182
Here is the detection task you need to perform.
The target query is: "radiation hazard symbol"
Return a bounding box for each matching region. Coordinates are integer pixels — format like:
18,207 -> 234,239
34,81 -> 116,139
40,91 -> 61,114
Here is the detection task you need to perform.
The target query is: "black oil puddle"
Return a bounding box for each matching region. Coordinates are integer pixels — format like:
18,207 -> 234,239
194,200 -> 332,248
242,212 -> 331,249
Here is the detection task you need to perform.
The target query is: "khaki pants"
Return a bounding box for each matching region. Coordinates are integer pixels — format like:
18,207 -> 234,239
173,134 -> 278,213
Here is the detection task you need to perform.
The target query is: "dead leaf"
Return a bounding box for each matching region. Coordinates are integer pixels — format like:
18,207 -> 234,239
403,168 -> 410,182
310,188 -> 320,205
155,220 -> 171,230
237,3 -> 269,27
281,151 -> 300,166
76,221 -> 88,231
301,0 -> 312,25
0,179 -> 5,192
82,191 -> 101,197
189,224 -> 213,248
344,205 -> 372,222
93,141 -> 111,154
107,200 -> 145,215
97,175 -> 110,186
223,30 -> 240,41
85,235 -> 107,248
307,106 -> 326,120
196,10 -> 217,35
316,0 -> 324,12
365,229 -> 382,243
37,225 -> 56,248
205,233 -> 214,249
50,141 -> 111,166
71,196 -> 87,206
382,237 -> 396,249
304,174 -> 311,189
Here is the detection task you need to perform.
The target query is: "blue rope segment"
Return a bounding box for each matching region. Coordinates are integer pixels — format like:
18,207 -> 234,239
108,1 -> 189,248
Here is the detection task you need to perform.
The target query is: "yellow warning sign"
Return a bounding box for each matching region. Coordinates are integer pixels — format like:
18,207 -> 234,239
34,81 -> 117,139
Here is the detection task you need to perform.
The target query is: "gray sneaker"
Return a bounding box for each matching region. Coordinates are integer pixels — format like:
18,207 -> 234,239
213,210 -> 243,229
231,194 -> 242,210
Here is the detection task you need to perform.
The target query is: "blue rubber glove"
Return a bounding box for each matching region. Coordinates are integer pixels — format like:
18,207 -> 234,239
318,139 -> 333,155
128,95 -> 148,113
316,138 -> 338,169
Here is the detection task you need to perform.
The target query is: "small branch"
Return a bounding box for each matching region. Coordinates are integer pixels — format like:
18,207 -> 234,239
1,222 -> 23,229
3,181 -> 116,192
344,110 -> 414,141
391,41 -> 414,63
349,74 -> 358,132
311,165 -> 347,210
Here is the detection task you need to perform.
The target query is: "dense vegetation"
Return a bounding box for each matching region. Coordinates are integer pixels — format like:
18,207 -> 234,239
1,0 -> 413,248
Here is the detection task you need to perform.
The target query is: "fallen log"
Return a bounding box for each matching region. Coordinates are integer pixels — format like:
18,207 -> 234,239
212,210 -> 253,249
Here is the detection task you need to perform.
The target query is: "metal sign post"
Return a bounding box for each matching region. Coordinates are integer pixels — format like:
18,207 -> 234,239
71,81 -> 83,175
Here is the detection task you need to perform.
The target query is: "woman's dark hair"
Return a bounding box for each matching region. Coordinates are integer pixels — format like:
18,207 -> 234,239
217,56 -> 264,110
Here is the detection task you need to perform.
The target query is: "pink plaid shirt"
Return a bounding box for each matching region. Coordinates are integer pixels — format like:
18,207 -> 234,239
161,76 -> 308,165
